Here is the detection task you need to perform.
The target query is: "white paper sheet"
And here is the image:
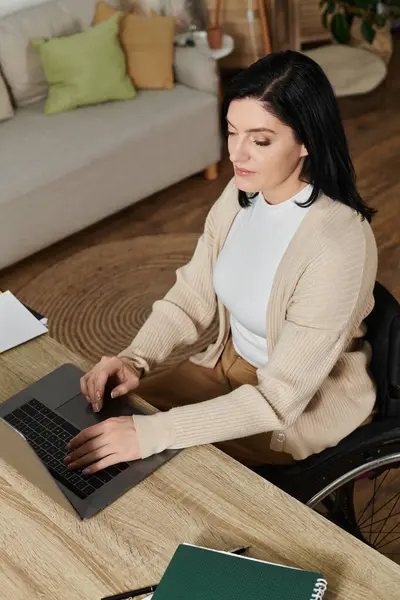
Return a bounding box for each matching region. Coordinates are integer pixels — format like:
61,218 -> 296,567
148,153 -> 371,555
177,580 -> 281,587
0,291 -> 48,353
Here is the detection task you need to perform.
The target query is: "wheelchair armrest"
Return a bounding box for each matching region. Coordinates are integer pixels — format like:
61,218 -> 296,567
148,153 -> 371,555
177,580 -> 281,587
389,315 -> 400,399
288,419 -> 400,472
262,418 -> 400,503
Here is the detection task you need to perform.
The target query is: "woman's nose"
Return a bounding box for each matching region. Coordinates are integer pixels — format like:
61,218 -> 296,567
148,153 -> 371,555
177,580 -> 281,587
229,138 -> 249,164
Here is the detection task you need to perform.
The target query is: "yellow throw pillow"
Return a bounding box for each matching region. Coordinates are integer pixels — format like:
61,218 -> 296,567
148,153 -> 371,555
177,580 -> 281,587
94,1 -> 175,90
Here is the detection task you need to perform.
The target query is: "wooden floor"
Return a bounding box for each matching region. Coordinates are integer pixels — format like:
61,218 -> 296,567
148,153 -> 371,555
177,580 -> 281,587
1,40 -> 399,299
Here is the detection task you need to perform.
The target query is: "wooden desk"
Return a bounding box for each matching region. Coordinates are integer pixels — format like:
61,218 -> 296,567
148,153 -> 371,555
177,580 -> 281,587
1,335 -> 400,599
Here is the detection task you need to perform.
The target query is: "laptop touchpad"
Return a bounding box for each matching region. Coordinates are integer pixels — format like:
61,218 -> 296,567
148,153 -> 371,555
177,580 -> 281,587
56,392 -> 145,432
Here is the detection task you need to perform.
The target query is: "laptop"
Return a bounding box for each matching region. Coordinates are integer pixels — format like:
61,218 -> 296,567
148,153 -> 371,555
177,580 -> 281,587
0,363 -> 179,519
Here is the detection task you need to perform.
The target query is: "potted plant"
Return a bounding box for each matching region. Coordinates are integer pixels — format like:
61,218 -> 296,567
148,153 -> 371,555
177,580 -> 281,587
319,0 -> 400,63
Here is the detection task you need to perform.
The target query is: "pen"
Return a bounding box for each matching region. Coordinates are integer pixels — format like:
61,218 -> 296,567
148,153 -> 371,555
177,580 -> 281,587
228,545 -> 250,555
101,546 -> 250,600
101,584 -> 157,600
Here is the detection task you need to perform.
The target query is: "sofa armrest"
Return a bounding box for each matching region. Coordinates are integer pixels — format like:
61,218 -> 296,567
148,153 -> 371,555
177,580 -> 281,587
174,47 -> 219,96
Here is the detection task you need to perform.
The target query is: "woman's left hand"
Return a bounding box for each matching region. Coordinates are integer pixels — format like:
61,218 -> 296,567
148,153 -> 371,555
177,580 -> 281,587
64,416 -> 141,474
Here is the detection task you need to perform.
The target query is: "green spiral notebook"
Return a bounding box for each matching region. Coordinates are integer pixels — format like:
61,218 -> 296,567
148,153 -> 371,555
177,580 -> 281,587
152,544 -> 328,600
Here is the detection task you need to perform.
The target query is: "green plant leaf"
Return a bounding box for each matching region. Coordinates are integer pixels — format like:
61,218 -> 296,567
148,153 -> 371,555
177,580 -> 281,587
330,13 -> 351,43
354,0 -> 372,8
322,8 -> 329,29
327,0 -> 335,13
374,13 -> 386,27
361,18 -> 376,43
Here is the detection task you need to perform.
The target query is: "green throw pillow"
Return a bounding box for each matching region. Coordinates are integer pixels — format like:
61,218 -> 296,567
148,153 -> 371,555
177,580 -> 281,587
32,14 -> 136,115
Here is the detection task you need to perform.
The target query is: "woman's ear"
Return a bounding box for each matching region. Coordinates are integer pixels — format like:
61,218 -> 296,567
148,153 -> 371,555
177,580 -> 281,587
300,144 -> 309,158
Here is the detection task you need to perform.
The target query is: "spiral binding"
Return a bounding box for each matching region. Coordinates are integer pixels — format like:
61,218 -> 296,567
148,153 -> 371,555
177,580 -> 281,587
310,578 -> 328,599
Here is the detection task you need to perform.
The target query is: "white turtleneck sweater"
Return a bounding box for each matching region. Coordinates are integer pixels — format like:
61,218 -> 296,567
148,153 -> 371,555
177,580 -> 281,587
213,185 -> 313,368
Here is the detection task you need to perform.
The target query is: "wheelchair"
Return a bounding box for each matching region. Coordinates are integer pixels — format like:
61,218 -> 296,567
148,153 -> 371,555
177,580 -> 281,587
254,282 -> 400,561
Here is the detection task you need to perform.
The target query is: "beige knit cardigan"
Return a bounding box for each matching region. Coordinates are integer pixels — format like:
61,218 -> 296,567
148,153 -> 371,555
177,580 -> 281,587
119,179 -> 378,461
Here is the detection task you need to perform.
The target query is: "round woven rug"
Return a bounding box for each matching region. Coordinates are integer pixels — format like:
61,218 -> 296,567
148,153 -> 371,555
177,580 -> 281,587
303,45 -> 387,97
19,234 -> 217,368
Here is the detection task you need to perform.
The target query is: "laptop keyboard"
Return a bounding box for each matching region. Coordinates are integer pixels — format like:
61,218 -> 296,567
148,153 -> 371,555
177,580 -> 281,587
3,398 -> 130,500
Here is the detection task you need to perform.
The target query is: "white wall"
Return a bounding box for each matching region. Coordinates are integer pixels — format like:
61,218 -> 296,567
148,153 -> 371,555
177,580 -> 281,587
0,0 -> 123,17
0,0 -> 50,17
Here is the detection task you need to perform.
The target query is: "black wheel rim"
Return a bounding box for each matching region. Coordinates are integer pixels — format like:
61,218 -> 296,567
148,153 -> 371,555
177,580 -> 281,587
316,462 -> 400,562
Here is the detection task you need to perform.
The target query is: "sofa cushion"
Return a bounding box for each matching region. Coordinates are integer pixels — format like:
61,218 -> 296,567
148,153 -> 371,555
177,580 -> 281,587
0,84 -> 219,204
0,71 -> 13,121
32,14 -> 135,115
0,0 -> 81,107
0,0 -> 50,19
94,2 -> 175,89
0,84 -> 221,270
63,0 -> 121,30
174,47 -> 219,96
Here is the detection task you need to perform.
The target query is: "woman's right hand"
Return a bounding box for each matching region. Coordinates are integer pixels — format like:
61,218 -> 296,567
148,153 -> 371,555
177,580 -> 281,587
80,356 -> 140,413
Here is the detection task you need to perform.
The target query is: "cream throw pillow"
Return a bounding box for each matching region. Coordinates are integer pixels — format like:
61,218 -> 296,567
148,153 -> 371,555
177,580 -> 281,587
0,72 -> 13,121
64,0 -> 121,30
0,0 -> 81,107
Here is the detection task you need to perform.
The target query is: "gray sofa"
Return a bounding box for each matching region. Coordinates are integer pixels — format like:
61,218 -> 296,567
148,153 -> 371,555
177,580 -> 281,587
0,0 -> 221,271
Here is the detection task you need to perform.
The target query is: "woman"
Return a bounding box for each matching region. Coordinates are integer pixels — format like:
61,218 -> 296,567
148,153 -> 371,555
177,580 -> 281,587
64,50 -> 377,475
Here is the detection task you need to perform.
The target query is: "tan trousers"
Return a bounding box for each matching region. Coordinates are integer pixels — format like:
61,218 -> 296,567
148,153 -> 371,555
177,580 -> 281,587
138,338 -> 295,467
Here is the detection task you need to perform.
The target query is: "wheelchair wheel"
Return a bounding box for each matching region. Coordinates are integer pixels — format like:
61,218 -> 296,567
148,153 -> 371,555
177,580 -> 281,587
305,442 -> 400,563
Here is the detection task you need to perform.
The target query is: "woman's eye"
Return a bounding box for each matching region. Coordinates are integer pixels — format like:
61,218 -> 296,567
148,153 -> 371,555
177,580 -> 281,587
227,130 -> 235,136
254,140 -> 270,147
